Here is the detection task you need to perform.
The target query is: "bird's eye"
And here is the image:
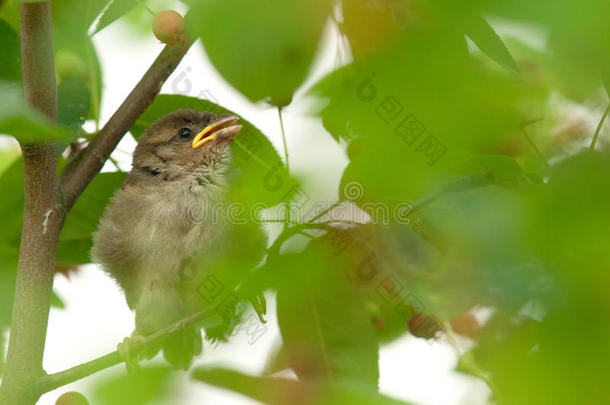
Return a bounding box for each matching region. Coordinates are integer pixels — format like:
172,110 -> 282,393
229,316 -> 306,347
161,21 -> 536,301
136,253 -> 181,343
178,127 -> 191,139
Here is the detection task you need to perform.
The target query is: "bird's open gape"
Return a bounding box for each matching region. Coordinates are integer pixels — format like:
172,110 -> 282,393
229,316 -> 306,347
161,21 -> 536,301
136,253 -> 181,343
192,115 -> 242,149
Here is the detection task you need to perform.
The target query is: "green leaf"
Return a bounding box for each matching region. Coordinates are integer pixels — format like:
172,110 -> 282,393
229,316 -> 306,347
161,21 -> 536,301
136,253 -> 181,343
192,367 -> 414,405
465,13 -> 519,72
0,82 -> 73,143
52,1 -> 105,121
132,94 -> 293,207
92,366 -> 176,405
0,243 -> 19,327
0,146 -> 19,177
187,0 -> 331,104
0,2 -> 20,33
273,246 -> 379,386
93,0 -> 138,34
52,0 -> 108,35
0,159 -> 24,248
58,77 -> 91,130
61,173 -> 125,240
0,19 -> 21,83
59,172 -> 125,265
464,154 -> 523,179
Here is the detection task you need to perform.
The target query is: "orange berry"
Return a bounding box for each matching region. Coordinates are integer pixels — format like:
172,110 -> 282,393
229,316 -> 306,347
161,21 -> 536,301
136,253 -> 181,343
408,313 -> 443,339
450,314 -> 481,339
152,10 -> 185,46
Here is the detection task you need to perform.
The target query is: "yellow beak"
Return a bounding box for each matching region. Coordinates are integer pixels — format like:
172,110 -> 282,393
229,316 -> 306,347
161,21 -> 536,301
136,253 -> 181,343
192,115 -> 240,149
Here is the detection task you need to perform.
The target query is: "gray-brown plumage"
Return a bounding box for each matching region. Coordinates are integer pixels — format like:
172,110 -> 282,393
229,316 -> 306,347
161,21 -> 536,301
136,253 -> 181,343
92,110 -> 259,369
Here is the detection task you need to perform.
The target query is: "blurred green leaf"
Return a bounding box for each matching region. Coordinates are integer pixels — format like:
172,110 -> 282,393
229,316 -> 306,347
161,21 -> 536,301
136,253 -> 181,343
0,329 -> 4,373
92,366 -> 176,405
0,1 -> 20,32
0,158 -> 24,248
463,155 -> 523,179
193,367 -> 414,405
59,172 -> 126,265
93,0 -> 138,33
58,77 -> 91,131
310,25 -> 545,207
53,0 -> 107,35
187,0 -> 331,104
52,0 -> 105,122
0,243 -> 19,327
465,13 -> 518,72
0,145 -> 19,177
0,19 -> 21,83
272,243 -> 379,385
485,0 -> 610,100
0,82 -> 73,143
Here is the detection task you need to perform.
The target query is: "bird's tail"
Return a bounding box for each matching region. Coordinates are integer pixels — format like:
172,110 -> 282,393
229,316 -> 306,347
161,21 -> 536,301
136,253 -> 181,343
162,327 -> 203,370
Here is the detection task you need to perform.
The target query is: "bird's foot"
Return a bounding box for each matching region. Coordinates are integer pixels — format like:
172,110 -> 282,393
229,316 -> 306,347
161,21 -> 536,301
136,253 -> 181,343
118,335 -> 146,373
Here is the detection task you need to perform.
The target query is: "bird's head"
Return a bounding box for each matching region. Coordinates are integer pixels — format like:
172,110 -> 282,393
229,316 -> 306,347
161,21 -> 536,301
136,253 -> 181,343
131,110 -> 242,184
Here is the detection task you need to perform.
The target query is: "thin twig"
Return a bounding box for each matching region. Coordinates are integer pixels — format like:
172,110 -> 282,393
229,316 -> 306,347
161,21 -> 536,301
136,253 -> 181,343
589,103 -> 610,152
307,201 -> 340,224
38,307 -> 218,393
277,107 -> 290,174
521,126 -> 550,169
107,156 -> 123,172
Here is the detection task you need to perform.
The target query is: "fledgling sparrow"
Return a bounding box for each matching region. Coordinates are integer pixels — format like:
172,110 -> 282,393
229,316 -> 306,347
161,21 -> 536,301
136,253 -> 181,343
92,109 -> 264,369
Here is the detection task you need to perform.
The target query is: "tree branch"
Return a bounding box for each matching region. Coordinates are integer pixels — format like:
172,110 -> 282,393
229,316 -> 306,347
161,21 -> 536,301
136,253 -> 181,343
58,38 -> 193,214
0,3 -> 60,404
38,307 -> 218,393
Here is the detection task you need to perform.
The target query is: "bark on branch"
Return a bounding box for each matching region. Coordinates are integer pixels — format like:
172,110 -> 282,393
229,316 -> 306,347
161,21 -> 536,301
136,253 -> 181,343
0,3 -> 60,404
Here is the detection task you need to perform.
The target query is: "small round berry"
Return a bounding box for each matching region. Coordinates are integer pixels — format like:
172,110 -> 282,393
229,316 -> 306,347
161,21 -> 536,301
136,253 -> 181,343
450,314 -> 481,339
408,313 -> 443,339
152,10 -> 185,46
55,391 -> 89,405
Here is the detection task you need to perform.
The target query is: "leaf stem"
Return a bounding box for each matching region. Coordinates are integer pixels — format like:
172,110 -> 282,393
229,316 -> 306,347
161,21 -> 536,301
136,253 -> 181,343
589,103 -> 610,152
277,107 -> 290,174
277,107 -> 291,229
521,126 -> 550,169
